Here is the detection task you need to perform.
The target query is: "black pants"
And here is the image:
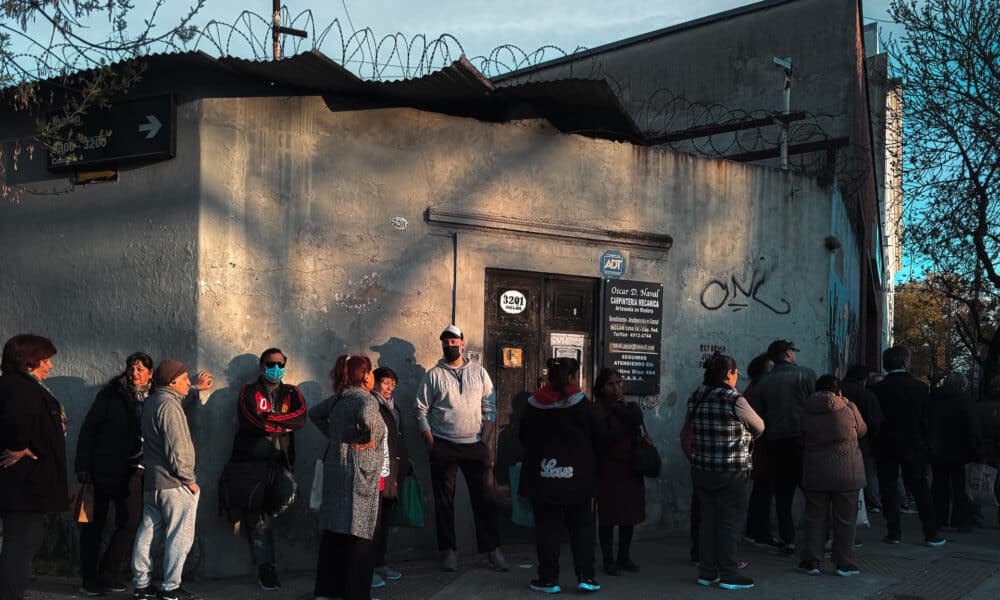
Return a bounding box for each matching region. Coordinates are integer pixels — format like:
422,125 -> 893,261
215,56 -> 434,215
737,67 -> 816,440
689,491 -> 700,562
243,512 -> 275,566
693,468 -> 750,581
745,441 -> 775,542
429,438 -> 500,552
532,499 -> 595,581
374,498 -> 396,567
598,524 -> 633,564
768,437 -> 803,545
314,527 -> 379,600
877,455 -> 937,540
0,511 -> 46,600
931,460 -> 970,530
79,471 -> 143,587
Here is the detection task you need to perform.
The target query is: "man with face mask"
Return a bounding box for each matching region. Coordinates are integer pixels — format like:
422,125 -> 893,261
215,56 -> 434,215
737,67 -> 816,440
229,348 -> 306,591
414,325 -> 508,573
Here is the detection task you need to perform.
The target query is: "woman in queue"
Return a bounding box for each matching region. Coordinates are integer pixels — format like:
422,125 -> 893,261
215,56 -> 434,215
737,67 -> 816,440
370,366 -> 407,589
519,357 -> 604,594
309,355 -> 387,600
686,352 -> 763,591
593,367 -> 645,576
0,334 -> 67,600
797,375 -> 866,577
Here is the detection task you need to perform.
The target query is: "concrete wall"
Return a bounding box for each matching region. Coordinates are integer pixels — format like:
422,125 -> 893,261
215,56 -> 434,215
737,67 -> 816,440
2,93 -> 843,577
0,100 -> 204,572
192,96 -> 836,575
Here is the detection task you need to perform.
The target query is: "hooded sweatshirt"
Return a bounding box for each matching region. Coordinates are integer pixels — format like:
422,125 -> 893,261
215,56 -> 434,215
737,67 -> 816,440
518,384 -> 605,504
142,386 -> 197,490
414,358 -> 496,443
800,390 -> 867,492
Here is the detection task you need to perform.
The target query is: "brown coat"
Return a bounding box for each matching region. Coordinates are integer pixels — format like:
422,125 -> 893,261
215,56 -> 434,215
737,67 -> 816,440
800,391 -> 867,492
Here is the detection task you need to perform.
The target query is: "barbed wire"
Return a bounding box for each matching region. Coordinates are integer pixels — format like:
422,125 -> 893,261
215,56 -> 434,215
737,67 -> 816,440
4,7 -> 874,195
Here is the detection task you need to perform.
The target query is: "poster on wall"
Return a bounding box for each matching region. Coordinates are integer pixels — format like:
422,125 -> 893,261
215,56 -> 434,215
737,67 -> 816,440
602,280 -> 663,395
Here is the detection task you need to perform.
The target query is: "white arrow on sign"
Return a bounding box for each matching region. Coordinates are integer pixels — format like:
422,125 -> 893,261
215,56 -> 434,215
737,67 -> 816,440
138,115 -> 162,139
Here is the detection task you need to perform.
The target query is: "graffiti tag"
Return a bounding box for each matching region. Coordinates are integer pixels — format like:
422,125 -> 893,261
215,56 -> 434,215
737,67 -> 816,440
700,271 -> 791,315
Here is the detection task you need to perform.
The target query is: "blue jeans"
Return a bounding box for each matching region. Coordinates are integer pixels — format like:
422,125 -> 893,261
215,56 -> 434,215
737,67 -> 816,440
692,468 -> 751,581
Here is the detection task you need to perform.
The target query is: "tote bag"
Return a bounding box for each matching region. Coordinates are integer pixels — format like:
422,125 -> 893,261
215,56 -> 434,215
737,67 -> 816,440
392,464 -> 425,527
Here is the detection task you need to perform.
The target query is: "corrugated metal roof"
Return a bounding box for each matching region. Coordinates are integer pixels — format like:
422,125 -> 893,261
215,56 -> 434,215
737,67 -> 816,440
372,56 -> 493,101
218,50 -> 366,95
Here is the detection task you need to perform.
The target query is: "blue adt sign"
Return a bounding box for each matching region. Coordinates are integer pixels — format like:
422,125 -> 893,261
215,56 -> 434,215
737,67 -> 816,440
600,250 -> 627,279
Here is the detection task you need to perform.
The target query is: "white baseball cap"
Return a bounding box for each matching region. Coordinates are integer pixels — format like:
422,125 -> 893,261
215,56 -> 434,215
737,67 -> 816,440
439,324 -> 464,340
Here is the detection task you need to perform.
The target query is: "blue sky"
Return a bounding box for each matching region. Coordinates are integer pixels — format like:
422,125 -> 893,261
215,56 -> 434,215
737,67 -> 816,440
9,0 -> 904,79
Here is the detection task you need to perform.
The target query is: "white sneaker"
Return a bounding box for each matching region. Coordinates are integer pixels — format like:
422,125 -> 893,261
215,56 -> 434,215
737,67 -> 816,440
375,565 -> 402,580
371,573 -> 386,588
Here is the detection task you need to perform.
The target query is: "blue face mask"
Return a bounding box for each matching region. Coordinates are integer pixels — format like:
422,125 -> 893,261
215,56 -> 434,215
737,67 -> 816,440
263,365 -> 284,383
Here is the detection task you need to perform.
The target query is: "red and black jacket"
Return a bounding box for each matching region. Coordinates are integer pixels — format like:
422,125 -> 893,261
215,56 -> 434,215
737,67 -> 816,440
230,379 -> 307,470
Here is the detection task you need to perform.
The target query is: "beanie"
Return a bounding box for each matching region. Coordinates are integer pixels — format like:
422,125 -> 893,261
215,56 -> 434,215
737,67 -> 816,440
153,359 -> 187,388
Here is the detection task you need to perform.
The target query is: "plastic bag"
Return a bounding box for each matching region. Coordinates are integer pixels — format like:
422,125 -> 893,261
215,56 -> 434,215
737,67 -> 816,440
308,458 -> 324,511
856,489 -> 870,527
965,463 -> 999,507
509,463 -> 535,527
392,471 -> 425,528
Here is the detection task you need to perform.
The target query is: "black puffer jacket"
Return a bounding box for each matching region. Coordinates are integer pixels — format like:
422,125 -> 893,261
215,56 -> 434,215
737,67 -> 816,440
928,386 -> 979,463
75,375 -> 143,497
377,398 -> 409,499
0,371 -> 69,513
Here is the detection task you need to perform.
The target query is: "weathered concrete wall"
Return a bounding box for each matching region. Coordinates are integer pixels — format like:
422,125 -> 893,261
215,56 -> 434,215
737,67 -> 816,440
0,100 -> 204,572
192,96 -> 836,575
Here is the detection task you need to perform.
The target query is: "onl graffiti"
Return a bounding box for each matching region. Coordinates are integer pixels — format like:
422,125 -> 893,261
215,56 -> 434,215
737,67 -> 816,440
699,272 -> 791,315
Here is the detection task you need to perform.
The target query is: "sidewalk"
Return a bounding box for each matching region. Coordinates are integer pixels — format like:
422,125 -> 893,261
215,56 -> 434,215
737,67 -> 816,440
25,513 -> 1000,599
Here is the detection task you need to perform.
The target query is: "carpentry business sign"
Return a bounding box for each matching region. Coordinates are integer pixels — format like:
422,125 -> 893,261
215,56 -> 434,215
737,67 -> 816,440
47,95 -> 176,171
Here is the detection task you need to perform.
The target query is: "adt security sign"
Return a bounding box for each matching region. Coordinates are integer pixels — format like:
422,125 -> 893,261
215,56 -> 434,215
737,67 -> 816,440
600,250 -> 627,279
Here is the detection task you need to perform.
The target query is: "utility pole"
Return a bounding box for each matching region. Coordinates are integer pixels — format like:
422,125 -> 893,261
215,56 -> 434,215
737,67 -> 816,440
271,0 -> 308,60
772,56 -> 793,170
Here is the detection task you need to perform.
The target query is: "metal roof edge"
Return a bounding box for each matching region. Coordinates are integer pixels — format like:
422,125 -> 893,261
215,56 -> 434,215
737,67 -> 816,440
491,0 -> 802,83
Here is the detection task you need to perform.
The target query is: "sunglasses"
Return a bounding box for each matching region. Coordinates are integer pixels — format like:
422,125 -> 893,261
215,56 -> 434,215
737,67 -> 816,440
264,361 -> 286,369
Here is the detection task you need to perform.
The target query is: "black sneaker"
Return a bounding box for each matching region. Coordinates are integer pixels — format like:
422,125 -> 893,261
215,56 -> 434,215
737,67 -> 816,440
133,587 -> 156,599
603,561 -> 621,576
882,535 -> 901,544
528,579 -> 561,594
79,584 -> 104,597
258,563 -> 281,591
798,560 -> 820,575
752,537 -> 783,548
836,564 -> 861,577
617,559 -> 640,572
719,576 -> 755,590
577,577 -> 601,592
925,537 -> 946,547
158,588 -> 200,600
101,579 -> 128,593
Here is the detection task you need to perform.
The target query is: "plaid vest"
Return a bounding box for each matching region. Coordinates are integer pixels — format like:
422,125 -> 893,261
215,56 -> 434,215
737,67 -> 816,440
687,385 -> 753,472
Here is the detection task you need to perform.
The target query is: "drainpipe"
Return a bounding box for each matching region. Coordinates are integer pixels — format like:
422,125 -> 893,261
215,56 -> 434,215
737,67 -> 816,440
773,56 -> 793,170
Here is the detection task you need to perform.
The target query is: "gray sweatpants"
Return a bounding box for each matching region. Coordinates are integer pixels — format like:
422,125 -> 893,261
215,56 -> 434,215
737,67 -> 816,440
131,487 -> 199,591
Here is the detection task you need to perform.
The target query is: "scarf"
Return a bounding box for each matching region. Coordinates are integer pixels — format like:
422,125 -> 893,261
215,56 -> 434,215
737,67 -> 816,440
532,382 -> 582,406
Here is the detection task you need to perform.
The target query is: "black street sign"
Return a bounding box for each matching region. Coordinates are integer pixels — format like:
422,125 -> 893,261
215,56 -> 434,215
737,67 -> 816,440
602,280 -> 663,395
47,95 -> 176,171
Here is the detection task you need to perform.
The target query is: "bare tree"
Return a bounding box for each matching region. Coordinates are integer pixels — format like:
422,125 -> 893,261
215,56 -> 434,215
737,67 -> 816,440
1,0 -> 203,198
886,0 -> 1000,395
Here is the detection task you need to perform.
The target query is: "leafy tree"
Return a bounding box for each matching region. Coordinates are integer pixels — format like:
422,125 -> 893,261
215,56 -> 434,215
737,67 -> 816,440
894,279 -> 969,386
1,0 -> 203,198
885,0 -> 1000,396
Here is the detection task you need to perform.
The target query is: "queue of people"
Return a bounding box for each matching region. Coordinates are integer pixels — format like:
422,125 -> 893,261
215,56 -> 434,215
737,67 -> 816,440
0,329 -> 985,600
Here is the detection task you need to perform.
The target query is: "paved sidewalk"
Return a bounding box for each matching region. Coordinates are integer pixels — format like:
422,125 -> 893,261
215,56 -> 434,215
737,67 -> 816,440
25,513 -> 1000,599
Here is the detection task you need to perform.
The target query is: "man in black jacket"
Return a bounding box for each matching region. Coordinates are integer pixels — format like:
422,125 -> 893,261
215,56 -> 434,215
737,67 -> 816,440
871,346 -> 944,546
76,353 -> 212,596
841,365 -> 883,511
928,373 -> 980,532
229,348 -> 306,591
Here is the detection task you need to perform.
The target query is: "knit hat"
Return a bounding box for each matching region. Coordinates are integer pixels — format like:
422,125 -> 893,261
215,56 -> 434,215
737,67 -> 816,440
153,359 -> 187,388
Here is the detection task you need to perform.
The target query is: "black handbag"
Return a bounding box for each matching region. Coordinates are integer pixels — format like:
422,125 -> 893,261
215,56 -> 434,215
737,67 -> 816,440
218,460 -> 297,518
632,425 -> 662,478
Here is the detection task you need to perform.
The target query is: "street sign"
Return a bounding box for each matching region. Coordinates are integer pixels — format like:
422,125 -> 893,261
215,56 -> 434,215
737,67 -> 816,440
47,95 -> 176,171
599,249 -> 627,279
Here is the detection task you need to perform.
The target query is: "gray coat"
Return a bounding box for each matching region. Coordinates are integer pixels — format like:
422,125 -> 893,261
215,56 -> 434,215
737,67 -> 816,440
309,386 -> 386,540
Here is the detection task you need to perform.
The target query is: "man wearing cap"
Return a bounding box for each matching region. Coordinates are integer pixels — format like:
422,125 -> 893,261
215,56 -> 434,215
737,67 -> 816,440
131,360 -> 204,600
753,340 -> 816,553
415,325 -> 508,572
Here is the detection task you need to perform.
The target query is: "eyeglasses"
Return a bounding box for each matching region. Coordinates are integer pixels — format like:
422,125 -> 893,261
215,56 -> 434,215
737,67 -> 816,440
264,361 -> 286,369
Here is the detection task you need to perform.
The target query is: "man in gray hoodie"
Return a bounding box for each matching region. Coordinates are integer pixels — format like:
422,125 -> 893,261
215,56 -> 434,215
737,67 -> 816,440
415,325 -> 508,573
131,359 -> 201,600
